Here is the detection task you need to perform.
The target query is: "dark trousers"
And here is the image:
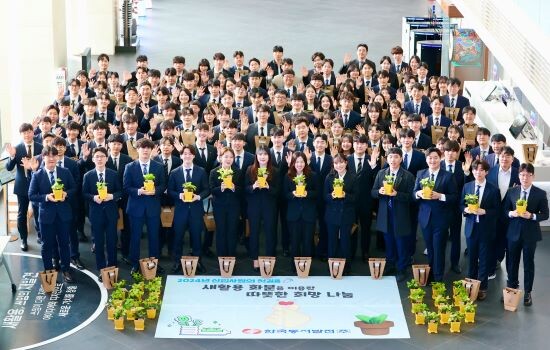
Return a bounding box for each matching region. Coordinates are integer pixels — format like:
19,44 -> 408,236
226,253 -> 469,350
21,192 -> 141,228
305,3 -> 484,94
31,203 -> 41,239
384,209 -> 409,272
276,197 -> 290,252
119,200 -> 131,258
74,193 -> 86,234
449,209 -> 462,266
172,211 -> 203,263
315,203 -> 328,258
488,217 -> 508,275
214,206 -> 239,256
357,205 -> 373,257
289,219 -> 314,258
507,238 -> 537,293
408,204 -> 419,257
16,194 -> 34,241
466,225 -> 490,290
421,222 -> 447,281
129,214 -> 160,269
159,226 -> 175,255
248,207 -> 277,259
326,221 -> 352,260
90,213 -> 118,270
52,222 -> 80,260
40,216 -> 71,272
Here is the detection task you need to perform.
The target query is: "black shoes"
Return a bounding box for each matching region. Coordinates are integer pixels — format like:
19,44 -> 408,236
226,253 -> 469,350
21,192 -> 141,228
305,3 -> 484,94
20,240 -> 28,252
63,271 -> 74,283
524,292 -> 532,306
71,258 -> 85,270
478,289 -> 488,301
450,265 -> 462,274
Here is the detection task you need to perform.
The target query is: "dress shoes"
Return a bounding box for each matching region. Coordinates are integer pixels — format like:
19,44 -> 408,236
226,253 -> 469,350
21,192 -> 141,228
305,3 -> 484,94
524,292 -> 532,306
62,271 -> 74,283
52,259 -> 60,271
71,258 -> 85,270
450,265 -> 462,274
20,240 -> 28,252
478,289 -> 488,301
98,274 -> 103,282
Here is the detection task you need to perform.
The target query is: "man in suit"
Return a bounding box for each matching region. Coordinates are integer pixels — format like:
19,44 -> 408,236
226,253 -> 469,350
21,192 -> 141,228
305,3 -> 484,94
270,128 -> 291,256
404,83 -> 433,117
267,45 -> 285,77
123,138 -> 167,274
504,163 -> 549,306
5,123 -> 44,250
121,114 -> 145,157
65,121 -> 86,159
461,160 -> 501,299
288,116 -> 314,153
348,135 -> 379,262
414,147 -> 458,282
208,52 -> 231,79
485,134 -> 520,169
123,87 -> 145,124
243,104 -> 274,154
339,43 -> 377,75
106,134 -> 133,264
421,97 -> 453,140
408,114 -> 432,150
372,70 -> 397,100
372,147 -> 415,281
443,78 -> 470,123
82,147 -> 122,279
310,134 -> 333,261
390,45 -> 409,74
96,92 -> 116,124
28,146 -> 76,283
228,50 -> 250,77
338,92 -> 362,130
469,127 -> 493,161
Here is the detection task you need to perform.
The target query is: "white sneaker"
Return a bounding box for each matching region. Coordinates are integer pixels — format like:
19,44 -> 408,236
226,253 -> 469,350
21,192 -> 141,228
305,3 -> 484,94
488,272 -> 496,280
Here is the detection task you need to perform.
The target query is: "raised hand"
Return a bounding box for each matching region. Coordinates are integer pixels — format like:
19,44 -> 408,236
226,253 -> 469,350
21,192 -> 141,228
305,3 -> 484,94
301,66 -> 308,77
355,125 -> 365,135
285,151 -> 293,165
123,71 -> 132,83
343,53 -> 352,65
360,104 -> 368,116
5,143 -> 16,158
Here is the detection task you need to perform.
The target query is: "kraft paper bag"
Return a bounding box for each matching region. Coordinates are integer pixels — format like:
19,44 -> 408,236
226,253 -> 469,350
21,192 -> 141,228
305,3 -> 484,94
503,287 -> 522,312
462,278 -> 481,302
258,256 -> 276,278
180,256 -> 199,277
328,258 -> 346,279
100,266 -> 119,290
160,206 -> 174,228
218,257 -> 236,278
39,270 -> 58,293
139,257 -> 158,280
368,258 -> 386,280
412,264 -> 431,286
117,208 -> 124,230
294,257 -> 312,278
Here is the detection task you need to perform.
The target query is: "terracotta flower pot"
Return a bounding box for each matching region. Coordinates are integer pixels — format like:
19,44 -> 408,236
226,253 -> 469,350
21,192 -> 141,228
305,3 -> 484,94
354,320 -> 394,336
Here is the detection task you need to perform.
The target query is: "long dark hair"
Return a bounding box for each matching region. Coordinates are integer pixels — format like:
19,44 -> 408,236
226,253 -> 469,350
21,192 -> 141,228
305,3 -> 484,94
249,146 -> 274,181
287,151 -> 312,179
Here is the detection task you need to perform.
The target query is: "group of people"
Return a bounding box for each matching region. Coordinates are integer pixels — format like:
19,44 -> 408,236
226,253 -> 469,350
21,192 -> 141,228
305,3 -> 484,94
5,43 -> 547,307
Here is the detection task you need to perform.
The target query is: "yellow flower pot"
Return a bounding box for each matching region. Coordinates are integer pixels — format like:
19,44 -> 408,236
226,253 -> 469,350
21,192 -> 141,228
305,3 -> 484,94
144,180 -> 155,192
98,187 -> 108,200
223,177 -> 233,188
126,309 -> 135,321
450,321 -> 461,333
415,313 -> 426,325
422,187 -> 432,199
107,307 -> 114,320
411,302 -> 421,314
383,183 -> 394,194
258,176 -> 267,188
458,304 -> 466,313
333,186 -> 344,198
134,318 -> 145,331
53,189 -> 63,201
439,312 -> 450,324
468,203 -> 479,213
296,184 -> 306,197
146,309 -> 157,319
183,190 -> 194,202
427,322 -> 438,334
114,317 -> 124,330
465,312 -> 475,323
516,204 -> 527,215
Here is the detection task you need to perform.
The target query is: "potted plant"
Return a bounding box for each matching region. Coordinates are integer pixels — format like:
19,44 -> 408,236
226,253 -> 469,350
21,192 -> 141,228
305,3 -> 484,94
383,174 -> 396,194
456,292 -> 470,311
353,314 -> 395,335
410,288 -> 426,313
464,194 -> 479,213
51,178 -> 64,201
431,282 -> 446,299
131,272 -> 144,284
128,285 -> 144,301
516,198 -> 527,215
113,307 -> 126,330
257,168 -> 269,188
143,173 -> 156,192
464,302 -> 477,323
217,168 -> 234,188
413,303 -> 428,324
425,311 -> 440,334
449,311 -> 464,333
332,178 -> 345,198
133,307 -> 146,331
293,174 -> 306,197
453,280 -> 465,297
106,298 -> 115,320
438,304 -> 453,324
182,182 -> 197,202
143,296 -> 160,319
434,294 -> 450,308
123,298 -> 138,320
407,279 -> 420,292
419,177 -> 435,199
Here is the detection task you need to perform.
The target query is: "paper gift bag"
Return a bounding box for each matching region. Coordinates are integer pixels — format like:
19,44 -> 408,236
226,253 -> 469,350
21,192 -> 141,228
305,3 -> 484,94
117,208 -> 124,230
503,287 -> 523,312
444,107 -> 460,121
218,257 -> 236,277
294,257 -> 312,278
462,278 -> 481,302
258,256 -> 276,278
368,258 -> 386,280
39,270 -> 58,293
522,144 -> 538,164
431,126 -> 447,145
463,125 -> 478,146
273,111 -> 282,126
328,258 -> 346,279
412,264 -> 431,286
100,266 -> 119,290
181,131 -> 196,145
180,256 -> 199,277
160,206 -> 174,228
255,136 -> 270,149
126,140 -> 138,160
203,210 -> 216,232
139,257 -> 158,280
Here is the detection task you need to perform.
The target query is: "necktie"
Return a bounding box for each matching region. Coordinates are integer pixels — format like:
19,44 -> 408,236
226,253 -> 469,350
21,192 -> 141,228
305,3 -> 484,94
99,172 -> 104,183
300,142 -> 305,152
49,171 -> 55,185
236,155 -> 241,168
450,97 -> 455,108
481,151 -> 486,160
260,127 -> 264,137
325,79 -> 330,85
164,159 -> 169,176
430,173 -> 435,182
70,143 -> 76,156
57,160 -> 62,167
475,184 -> 481,222
396,64 -> 400,72
142,164 -> 148,175
130,137 -> 135,146
389,172 -> 396,208
415,104 -> 420,114
403,153 -> 409,169
113,157 -> 118,170
365,80 -> 370,87
317,156 -> 321,172
276,152 -> 281,165
343,114 -> 348,127
100,113 -> 105,120
357,158 -> 363,173
435,118 -> 439,126
185,168 -> 191,183
495,157 -> 499,166
236,102 -> 241,108
448,164 -> 452,173
287,89 -> 291,97
26,144 -> 32,158
521,190 -> 527,200
199,148 -> 206,162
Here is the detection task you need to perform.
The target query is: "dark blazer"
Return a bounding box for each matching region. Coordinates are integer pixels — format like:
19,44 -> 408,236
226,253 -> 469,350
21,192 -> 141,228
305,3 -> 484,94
371,167 -> 415,236
28,167 -> 76,224
414,168 -> 459,228
289,137 -> 314,153
120,132 -> 145,156
441,160 -> 469,192
7,142 -> 43,196
487,166 -> 520,198
504,186 -> 549,243
372,85 -> 397,100
461,181 -> 500,238
97,110 -> 115,125
310,154 -> 333,197
82,168 -> 122,221
355,78 -> 379,105
168,165 -> 210,214
339,58 -> 376,75
65,139 -> 86,159
284,172 -> 318,222
234,151 -> 255,174
400,149 -> 427,177
414,132 -> 433,150
469,146 -> 493,161
404,99 -> 433,117
270,147 -> 290,175
192,144 -> 217,175
123,160 -> 166,217
337,110 -> 362,130
443,95 -> 470,122
421,115 -> 453,139
245,106 -> 275,125
153,155 -> 183,176
391,62 -> 409,74
485,153 -> 520,169
324,172 -> 356,225
347,154 -> 378,209
209,165 -> 242,208
106,153 -> 133,184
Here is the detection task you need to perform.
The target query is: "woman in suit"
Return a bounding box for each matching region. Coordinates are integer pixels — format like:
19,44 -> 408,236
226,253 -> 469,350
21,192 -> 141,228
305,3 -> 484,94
324,153 -> 356,274
245,146 -> 279,270
284,152 -> 317,268
209,147 -> 242,257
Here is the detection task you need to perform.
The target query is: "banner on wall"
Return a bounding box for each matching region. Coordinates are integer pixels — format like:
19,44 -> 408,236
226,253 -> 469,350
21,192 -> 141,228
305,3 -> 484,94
452,29 -> 483,66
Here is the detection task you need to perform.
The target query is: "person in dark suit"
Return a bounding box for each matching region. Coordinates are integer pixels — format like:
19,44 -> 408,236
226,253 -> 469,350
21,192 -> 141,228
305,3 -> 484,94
414,147 -> 458,282
337,92 -> 362,130
504,163 -> 549,306
231,133 -> 255,246
348,135 -> 379,262
244,105 -> 274,154
96,92 -> 116,124
404,83 -> 433,117
121,113 -> 145,156
106,134 -> 133,264
390,45 -> 409,74
324,153 -> 356,274
372,147 -> 415,281
210,147 -> 242,257
288,116 -> 315,153
267,45 -> 285,76
421,97 -> 453,140
469,127 -> 493,161
310,134 -> 333,261
486,146 -> 520,278
168,146 -> 210,274
284,152 -> 317,268
270,128 -> 291,256
245,146 -> 279,271
443,78 -> 470,123
5,123 -> 43,250
82,147 -> 122,279
461,160 -> 501,299
339,43 -> 377,75
407,114 -> 432,150
28,146 -> 76,283
123,138 -> 167,274
485,134 -> 520,169
64,122 -> 86,159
